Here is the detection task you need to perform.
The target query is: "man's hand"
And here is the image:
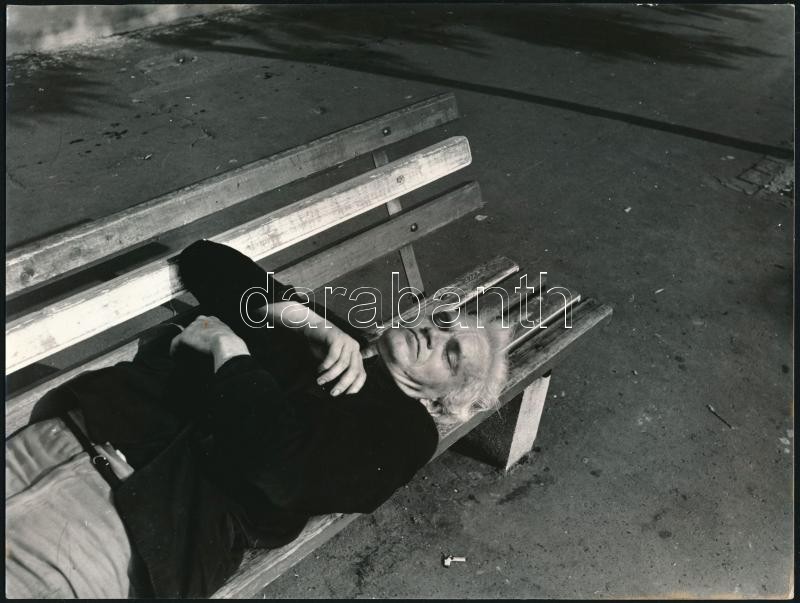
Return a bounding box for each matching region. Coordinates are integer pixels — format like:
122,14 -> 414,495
170,315 -> 250,372
303,323 -> 367,396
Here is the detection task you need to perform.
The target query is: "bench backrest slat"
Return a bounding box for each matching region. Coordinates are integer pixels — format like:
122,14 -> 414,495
281,181 -> 483,288
6,93 -> 460,296
6,137 -> 472,374
5,182 -> 484,435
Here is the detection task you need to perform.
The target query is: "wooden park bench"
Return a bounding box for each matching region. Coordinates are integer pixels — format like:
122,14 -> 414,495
5,92 -> 612,598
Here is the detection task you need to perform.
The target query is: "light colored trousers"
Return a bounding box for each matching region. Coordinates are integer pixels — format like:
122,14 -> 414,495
5,417 -> 138,598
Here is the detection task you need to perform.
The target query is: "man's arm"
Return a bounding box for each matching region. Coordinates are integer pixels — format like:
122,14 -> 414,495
177,240 -> 366,395
172,308 -> 366,395
170,315 -> 250,372
169,315 -> 437,516
248,300 -> 366,394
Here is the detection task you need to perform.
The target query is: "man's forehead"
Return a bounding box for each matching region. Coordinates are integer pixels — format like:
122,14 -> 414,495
455,327 -> 491,361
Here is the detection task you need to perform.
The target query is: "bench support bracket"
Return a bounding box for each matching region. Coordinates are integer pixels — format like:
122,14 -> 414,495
458,372 -> 551,471
373,150 -> 426,294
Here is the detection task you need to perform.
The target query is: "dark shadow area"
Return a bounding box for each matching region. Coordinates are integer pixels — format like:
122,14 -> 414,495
450,435 -> 507,469
6,52 -> 125,128
653,5 -> 763,23
137,5 -> 792,159
131,5 -> 484,72
18,383 -> 79,435
137,4 -> 777,72
448,4 -> 770,68
6,363 -> 61,396
6,4 -> 774,128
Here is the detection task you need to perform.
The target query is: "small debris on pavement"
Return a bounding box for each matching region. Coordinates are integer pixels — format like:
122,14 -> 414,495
624,206 -> 632,213
442,555 -> 467,568
706,404 -> 734,429
654,288 -> 665,294
143,153 -> 153,160
475,214 -> 488,221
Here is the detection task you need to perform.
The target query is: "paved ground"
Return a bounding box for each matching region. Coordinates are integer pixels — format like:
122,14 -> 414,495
6,4 -> 794,598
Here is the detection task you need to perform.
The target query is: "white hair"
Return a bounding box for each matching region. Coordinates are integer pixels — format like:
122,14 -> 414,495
427,314 -> 514,425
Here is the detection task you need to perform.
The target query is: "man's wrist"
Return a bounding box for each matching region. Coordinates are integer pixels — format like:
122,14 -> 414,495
212,334 -> 250,372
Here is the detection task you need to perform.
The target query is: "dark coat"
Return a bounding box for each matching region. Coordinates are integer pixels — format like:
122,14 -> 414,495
62,241 -> 439,598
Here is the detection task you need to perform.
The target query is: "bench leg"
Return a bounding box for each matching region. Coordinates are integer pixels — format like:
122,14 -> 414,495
457,373 -> 551,472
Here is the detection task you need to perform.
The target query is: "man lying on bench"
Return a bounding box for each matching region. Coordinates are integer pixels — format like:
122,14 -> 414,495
6,240 -> 512,598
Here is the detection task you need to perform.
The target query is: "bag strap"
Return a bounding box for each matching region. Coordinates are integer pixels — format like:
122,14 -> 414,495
61,412 -> 122,490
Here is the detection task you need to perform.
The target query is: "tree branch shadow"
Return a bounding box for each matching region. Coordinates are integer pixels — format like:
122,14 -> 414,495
134,5 -> 791,159
6,51 -> 127,128
137,4 -> 777,73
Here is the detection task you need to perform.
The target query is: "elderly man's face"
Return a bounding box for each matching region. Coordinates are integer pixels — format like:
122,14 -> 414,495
377,314 -> 492,401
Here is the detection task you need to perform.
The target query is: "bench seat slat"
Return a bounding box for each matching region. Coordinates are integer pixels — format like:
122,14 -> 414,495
213,514 -> 357,599
499,298 -> 613,403
503,290 -> 582,350
435,298 -> 611,450
363,256 -> 520,341
6,137 -> 472,375
211,298 -> 611,599
6,93 -> 460,296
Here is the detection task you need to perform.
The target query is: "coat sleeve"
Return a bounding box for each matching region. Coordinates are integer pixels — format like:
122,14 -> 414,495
177,239 -> 368,349
177,240 -> 302,335
207,355 -> 439,516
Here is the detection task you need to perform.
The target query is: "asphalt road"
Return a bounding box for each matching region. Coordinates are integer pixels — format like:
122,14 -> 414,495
5,4 -> 794,598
